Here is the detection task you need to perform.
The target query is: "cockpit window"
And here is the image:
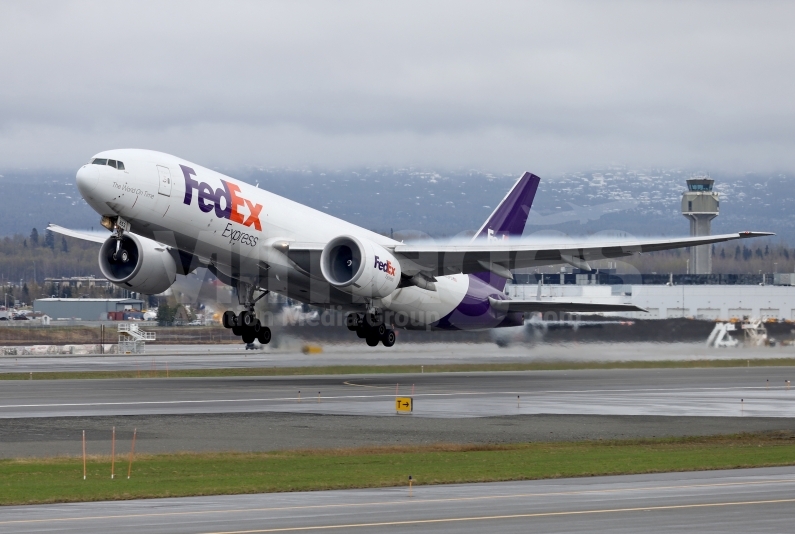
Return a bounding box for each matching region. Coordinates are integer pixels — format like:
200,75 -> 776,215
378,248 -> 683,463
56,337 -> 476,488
90,157 -> 124,169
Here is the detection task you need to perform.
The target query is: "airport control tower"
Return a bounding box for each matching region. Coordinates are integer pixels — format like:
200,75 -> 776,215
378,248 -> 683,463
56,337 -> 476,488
681,177 -> 719,274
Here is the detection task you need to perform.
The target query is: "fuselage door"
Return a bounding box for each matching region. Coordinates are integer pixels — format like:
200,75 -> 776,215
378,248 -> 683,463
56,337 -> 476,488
156,165 -> 172,197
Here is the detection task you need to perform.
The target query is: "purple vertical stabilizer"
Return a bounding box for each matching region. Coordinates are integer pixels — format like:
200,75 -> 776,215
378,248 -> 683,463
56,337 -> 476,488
471,172 -> 540,290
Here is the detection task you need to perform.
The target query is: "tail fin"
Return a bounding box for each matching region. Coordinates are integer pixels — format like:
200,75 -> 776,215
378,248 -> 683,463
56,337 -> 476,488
471,172 -> 540,291
472,172 -> 540,241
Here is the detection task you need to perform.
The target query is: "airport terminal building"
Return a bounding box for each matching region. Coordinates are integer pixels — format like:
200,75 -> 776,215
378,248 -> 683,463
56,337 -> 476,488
506,281 -> 795,321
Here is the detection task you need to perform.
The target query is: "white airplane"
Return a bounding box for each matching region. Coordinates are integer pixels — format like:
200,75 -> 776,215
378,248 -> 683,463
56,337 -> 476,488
49,149 -> 771,347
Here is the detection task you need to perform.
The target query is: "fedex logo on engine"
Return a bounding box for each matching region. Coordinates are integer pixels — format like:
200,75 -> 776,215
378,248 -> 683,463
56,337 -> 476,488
180,165 -> 262,231
373,256 -> 397,276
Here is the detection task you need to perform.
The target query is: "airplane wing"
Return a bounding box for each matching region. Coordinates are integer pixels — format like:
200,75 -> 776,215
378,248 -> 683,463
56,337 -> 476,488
393,231 -> 773,278
47,224 -> 110,244
488,297 -> 646,314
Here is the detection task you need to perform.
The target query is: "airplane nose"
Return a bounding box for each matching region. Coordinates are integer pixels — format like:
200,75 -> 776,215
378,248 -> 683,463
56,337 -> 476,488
76,164 -> 98,196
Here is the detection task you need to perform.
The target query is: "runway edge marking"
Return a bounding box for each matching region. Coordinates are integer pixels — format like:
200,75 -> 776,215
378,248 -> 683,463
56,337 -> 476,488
2,477 -> 794,525
202,498 -> 795,533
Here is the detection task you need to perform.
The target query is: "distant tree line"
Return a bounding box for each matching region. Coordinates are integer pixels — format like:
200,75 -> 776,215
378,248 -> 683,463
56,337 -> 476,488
619,241 -> 795,275
0,228 -> 114,304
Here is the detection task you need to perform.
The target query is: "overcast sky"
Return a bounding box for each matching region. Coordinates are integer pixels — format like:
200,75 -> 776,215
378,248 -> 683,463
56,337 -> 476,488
1,1 -> 794,175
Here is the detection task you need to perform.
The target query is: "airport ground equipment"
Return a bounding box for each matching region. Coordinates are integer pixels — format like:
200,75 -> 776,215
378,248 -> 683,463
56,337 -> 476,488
118,322 -> 155,354
706,322 -> 739,348
742,319 -> 768,346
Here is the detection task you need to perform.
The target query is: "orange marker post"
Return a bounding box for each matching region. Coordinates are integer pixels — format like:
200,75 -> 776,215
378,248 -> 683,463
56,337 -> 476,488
298,391 -> 301,403
127,428 -> 137,479
111,426 -> 116,479
408,475 -> 413,498
82,430 -> 86,480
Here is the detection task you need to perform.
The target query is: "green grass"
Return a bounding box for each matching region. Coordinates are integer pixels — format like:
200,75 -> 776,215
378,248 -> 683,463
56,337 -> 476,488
2,433 -> 795,505
2,358 -> 795,381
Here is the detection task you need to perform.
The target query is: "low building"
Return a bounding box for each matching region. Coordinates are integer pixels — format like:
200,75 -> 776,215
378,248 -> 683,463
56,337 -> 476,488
33,298 -> 144,321
506,284 -> 795,321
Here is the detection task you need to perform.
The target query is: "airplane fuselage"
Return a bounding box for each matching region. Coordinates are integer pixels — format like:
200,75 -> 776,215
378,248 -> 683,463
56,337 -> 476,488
76,149 -> 520,331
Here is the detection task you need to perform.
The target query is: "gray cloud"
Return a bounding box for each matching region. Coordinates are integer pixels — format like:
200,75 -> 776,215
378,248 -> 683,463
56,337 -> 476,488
1,0 -> 793,174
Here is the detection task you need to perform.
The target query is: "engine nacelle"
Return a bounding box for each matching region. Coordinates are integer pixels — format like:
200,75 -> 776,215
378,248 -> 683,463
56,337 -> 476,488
320,235 -> 401,299
99,234 -> 177,295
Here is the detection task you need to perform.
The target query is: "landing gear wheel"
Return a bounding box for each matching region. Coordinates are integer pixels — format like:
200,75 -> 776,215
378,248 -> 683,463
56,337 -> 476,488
365,334 -> 380,347
374,323 -> 387,337
113,249 -> 130,263
222,311 -> 237,329
257,327 -> 272,345
381,329 -> 396,347
241,330 -> 256,344
239,311 -> 255,327
252,319 -> 262,333
356,326 -> 367,339
232,326 -> 242,336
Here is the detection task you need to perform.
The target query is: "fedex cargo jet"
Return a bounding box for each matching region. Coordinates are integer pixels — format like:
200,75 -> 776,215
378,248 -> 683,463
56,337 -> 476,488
50,149 -> 771,347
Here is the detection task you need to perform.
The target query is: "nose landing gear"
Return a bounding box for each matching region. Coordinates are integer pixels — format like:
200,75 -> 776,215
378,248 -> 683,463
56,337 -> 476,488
113,248 -> 130,263
346,313 -> 395,347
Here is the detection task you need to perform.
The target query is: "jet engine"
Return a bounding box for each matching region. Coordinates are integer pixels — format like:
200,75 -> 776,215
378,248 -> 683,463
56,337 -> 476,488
320,235 -> 401,299
99,234 -> 177,295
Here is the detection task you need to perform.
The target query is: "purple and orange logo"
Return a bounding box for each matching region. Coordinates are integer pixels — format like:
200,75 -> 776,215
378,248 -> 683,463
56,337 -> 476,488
374,256 -> 396,276
180,165 -> 262,231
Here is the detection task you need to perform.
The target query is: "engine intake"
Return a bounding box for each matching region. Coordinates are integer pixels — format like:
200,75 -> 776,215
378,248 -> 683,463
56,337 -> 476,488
99,234 -> 177,295
320,235 -> 401,299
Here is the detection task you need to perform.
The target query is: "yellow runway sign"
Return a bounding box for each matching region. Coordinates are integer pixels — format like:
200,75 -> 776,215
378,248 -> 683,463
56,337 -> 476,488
396,397 -> 413,413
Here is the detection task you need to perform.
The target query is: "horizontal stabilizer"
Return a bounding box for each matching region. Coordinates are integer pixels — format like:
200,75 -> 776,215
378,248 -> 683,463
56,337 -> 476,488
47,224 -> 109,244
489,297 -> 646,314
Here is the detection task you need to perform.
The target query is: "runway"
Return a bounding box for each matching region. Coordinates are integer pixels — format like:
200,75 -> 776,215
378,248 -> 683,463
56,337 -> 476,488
3,367 -> 795,457
2,367 -> 794,419
2,467 -> 794,533
2,342 -> 793,374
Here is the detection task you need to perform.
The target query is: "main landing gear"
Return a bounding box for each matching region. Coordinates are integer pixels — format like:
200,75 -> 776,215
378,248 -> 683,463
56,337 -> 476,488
222,309 -> 272,345
222,284 -> 271,345
346,313 -> 396,347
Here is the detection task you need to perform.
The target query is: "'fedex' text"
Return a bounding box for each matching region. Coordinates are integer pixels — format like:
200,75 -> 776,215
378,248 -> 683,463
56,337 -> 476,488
373,256 -> 396,276
180,165 -> 263,232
